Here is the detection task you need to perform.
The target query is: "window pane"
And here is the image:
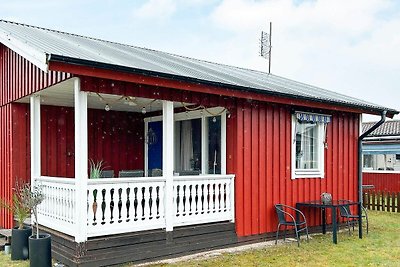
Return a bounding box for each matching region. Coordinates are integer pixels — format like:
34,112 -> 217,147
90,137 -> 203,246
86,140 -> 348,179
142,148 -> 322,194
207,116 -> 221,174
174,119 -> 201,174
363,154 -> 373,168
295,121 -> 319,169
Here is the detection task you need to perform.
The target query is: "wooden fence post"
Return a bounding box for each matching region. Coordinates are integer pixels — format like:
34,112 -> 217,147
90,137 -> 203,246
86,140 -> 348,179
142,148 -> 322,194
397,192 -> 400,213
372,191 -> 376,210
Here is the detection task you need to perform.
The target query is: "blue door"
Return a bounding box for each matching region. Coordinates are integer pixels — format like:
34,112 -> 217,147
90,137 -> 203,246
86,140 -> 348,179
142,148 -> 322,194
148,121 -> 162,170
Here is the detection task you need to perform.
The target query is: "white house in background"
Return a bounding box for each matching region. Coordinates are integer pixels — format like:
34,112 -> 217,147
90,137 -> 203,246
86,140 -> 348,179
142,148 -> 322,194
362,120 -> 400,171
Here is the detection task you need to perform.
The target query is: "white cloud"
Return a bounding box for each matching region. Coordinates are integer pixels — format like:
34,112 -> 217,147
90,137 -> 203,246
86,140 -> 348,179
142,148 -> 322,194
132,0 -> 216,20
133,0 -> 178,20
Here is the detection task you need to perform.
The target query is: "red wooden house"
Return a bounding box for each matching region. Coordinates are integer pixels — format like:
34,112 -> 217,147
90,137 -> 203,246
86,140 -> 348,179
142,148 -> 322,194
0,20 -> 397,266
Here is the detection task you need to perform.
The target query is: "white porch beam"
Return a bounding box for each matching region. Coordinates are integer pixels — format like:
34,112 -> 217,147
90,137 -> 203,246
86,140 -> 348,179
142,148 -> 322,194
30,95 -> 41,185
201,116 -> 207,175
221,112 -> 227,175
74,78 -> 88,242
163,101 -> 174,232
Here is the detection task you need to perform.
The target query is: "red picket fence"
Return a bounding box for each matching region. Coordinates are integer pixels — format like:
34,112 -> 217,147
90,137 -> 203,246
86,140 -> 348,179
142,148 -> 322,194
363,190 -> 400,213
363,171 -> 400,192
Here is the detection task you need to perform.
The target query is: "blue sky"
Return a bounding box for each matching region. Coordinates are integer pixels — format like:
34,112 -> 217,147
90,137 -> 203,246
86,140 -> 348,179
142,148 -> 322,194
1,0 -> 399,120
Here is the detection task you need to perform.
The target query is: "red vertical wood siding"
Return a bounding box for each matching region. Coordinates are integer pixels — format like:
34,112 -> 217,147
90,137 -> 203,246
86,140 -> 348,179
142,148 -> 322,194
39,105 -> 145,178
87,108 -> 144,176
233,102 -> 359,237
363,172 -> 400,192
0,105 -> 14,227
0,44 -> 71,106
12,103 -> 30,183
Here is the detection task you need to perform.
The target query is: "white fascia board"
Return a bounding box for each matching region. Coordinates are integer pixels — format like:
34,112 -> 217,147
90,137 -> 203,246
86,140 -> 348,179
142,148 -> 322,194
0,29 -> 49,72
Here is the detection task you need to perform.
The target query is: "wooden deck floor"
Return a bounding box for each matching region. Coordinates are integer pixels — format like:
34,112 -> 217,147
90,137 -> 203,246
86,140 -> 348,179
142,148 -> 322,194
44,222 -> 237,267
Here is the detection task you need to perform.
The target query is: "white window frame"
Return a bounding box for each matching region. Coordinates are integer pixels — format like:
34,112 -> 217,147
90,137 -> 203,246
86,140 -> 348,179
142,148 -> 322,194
144,107 -> 227,176
291,114 -> 325,179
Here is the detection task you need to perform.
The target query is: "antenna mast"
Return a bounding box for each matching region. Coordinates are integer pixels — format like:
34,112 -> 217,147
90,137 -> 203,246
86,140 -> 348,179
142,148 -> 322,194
259,22 -> 272,74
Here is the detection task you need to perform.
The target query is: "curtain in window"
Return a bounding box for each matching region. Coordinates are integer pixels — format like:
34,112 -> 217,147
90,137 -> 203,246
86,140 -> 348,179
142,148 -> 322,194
180,120 -> 193,170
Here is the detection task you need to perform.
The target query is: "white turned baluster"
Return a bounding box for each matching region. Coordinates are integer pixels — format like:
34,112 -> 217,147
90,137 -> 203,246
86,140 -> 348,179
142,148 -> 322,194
141,185 -> 148,220
149,185 -> 155,220
121,185 -> 128,223
182,184 -> 188,216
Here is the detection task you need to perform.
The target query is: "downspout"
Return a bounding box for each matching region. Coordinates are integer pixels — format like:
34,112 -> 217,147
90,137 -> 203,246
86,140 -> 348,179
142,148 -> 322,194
358,110 -> 386,203
357,110 -> 386,238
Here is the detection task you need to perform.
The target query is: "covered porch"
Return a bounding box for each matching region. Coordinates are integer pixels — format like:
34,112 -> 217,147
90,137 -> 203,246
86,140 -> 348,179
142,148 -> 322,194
21,77 -> 235,242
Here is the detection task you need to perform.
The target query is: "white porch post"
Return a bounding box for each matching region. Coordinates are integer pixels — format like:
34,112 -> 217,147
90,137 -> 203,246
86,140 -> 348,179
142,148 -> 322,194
30,95 -> 41,186
74,78 -> 88,242
163,101 -> 174,232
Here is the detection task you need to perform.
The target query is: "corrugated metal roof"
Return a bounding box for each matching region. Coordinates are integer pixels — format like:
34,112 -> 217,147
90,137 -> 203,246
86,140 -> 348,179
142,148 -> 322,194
362,120 -> 400,136
0,19 -> 397,115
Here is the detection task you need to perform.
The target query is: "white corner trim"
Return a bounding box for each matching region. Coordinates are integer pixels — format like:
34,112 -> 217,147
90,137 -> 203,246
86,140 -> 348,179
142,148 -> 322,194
0,29 -> 48,72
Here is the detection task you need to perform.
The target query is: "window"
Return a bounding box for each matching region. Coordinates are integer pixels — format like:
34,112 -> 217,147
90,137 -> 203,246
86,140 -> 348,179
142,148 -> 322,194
173,116 -> 223,175
363,154 -> 373,169
291,112 -> 330,179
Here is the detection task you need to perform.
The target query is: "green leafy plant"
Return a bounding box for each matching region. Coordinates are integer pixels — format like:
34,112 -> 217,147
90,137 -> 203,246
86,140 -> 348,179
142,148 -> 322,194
0,181 -> 32,229
89,159 -> 105,179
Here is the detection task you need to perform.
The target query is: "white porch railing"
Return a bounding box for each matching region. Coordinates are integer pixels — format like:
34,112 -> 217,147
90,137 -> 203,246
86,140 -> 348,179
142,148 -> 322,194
34,174 -> 234,240
173,175 -> 235,226
35,176 -> 76,236
87,177 -> 166,237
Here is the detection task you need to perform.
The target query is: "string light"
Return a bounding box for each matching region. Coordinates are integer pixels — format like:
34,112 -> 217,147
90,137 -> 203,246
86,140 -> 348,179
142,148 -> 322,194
141,107 -> 147,114
180,102 -> 229,117
104,104 -> 110,112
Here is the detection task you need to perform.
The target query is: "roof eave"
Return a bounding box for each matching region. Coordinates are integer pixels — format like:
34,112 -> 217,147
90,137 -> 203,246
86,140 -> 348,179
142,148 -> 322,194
48,54 -> 399,117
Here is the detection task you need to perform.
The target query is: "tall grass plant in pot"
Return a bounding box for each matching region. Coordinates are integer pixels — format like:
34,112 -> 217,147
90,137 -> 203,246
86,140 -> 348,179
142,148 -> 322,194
89,159 -> 104,179
0,180 -> 32,260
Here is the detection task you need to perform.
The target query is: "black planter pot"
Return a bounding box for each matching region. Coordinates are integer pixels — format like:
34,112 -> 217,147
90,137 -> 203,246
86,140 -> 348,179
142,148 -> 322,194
11,226 -> 32,260
29,234 -> 52,267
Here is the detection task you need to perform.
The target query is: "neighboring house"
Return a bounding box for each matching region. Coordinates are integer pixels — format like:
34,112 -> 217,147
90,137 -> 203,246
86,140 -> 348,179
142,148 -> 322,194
0,20 -> 398,266
362,120 -> 400,192
362,120 -> 400,171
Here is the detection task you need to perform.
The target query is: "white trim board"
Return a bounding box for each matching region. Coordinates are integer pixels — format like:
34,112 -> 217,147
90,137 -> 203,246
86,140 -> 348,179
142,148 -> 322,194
0,28 -> 48,72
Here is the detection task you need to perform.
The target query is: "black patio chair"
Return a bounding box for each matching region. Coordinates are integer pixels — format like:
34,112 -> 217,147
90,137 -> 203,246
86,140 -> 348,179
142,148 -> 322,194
338,200 -> 369,235
275,204 -> 309,247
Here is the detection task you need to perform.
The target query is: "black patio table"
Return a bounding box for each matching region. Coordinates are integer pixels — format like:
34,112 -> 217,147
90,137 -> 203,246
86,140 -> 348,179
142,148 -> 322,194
296,200 -> 362,244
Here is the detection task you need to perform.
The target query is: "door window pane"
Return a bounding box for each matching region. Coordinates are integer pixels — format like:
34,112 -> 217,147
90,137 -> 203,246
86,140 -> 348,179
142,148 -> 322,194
207,116 -> 221,174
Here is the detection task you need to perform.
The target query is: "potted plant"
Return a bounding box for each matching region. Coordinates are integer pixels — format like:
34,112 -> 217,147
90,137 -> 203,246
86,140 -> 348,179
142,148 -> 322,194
0,180 -> 32,260
27,184 -> 51,267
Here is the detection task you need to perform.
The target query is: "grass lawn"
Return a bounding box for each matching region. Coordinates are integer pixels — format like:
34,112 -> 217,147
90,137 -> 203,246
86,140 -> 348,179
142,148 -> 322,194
0,211 -> 399,267
145,211 -> 400,267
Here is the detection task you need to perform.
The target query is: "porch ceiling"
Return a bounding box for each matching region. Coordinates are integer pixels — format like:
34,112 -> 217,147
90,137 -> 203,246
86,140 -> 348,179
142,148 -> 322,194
15,78 -> 184,112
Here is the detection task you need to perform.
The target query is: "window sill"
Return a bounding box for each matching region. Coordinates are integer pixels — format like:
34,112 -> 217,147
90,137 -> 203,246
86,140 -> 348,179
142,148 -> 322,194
292,170 -> 324,179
